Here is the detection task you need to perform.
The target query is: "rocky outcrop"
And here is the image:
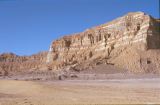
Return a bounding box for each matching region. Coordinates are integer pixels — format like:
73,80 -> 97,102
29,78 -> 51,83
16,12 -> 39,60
0,12 -> 159,76
47,12 -> 160,73
0,52 -> 47,76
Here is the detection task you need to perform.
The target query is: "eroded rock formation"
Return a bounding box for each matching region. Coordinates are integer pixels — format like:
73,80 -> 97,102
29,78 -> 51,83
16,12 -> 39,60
47,12 -> 160,73
0,12 -> 159,76
0,52 -> 47,76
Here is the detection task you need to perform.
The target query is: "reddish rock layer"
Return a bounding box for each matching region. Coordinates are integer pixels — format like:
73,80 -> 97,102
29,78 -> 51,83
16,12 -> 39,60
0,52 -> 47,76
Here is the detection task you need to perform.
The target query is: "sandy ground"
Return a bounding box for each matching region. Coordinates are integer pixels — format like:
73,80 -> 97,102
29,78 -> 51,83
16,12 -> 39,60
0,79 -> 160,105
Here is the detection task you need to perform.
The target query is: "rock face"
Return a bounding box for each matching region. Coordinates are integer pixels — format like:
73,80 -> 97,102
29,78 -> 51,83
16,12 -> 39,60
0,52 -> 47,76
0,11 -> 159,76
47,12 -> 160,73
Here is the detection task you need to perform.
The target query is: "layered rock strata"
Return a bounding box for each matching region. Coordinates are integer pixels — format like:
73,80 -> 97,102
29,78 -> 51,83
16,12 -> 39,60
47,12 -> 160,73
0,52 -> 47,76
0,12 -> 159,76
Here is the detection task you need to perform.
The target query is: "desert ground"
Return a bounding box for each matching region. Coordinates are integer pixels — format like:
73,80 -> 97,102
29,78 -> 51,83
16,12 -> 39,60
0,79 -> 160,105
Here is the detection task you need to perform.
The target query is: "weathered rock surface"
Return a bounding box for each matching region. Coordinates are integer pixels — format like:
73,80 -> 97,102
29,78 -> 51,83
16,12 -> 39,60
0,52 -> 47,76
0,11 -> 159,77
47,12 -> 160,74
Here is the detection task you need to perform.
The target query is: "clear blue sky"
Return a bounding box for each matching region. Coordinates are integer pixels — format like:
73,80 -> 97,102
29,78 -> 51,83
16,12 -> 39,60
0,0 -> 159,55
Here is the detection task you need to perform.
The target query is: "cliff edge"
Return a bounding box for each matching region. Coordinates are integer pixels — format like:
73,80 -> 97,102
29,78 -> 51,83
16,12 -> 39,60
0,12 -> 160,77
47,12 -> 160,74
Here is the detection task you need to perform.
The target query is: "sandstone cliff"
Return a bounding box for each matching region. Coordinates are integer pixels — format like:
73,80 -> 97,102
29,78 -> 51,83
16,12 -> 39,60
0,12 -> 159,76
0,52 -> 47,76
47,12 -> 160,74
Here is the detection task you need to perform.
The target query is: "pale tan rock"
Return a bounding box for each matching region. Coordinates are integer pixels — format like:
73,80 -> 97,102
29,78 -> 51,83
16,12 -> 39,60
0,12 -> 159,75
47,12 -> 160,73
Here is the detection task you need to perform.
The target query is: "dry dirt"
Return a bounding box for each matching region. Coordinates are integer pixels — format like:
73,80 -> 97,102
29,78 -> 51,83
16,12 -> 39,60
0,79 -> 160,105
